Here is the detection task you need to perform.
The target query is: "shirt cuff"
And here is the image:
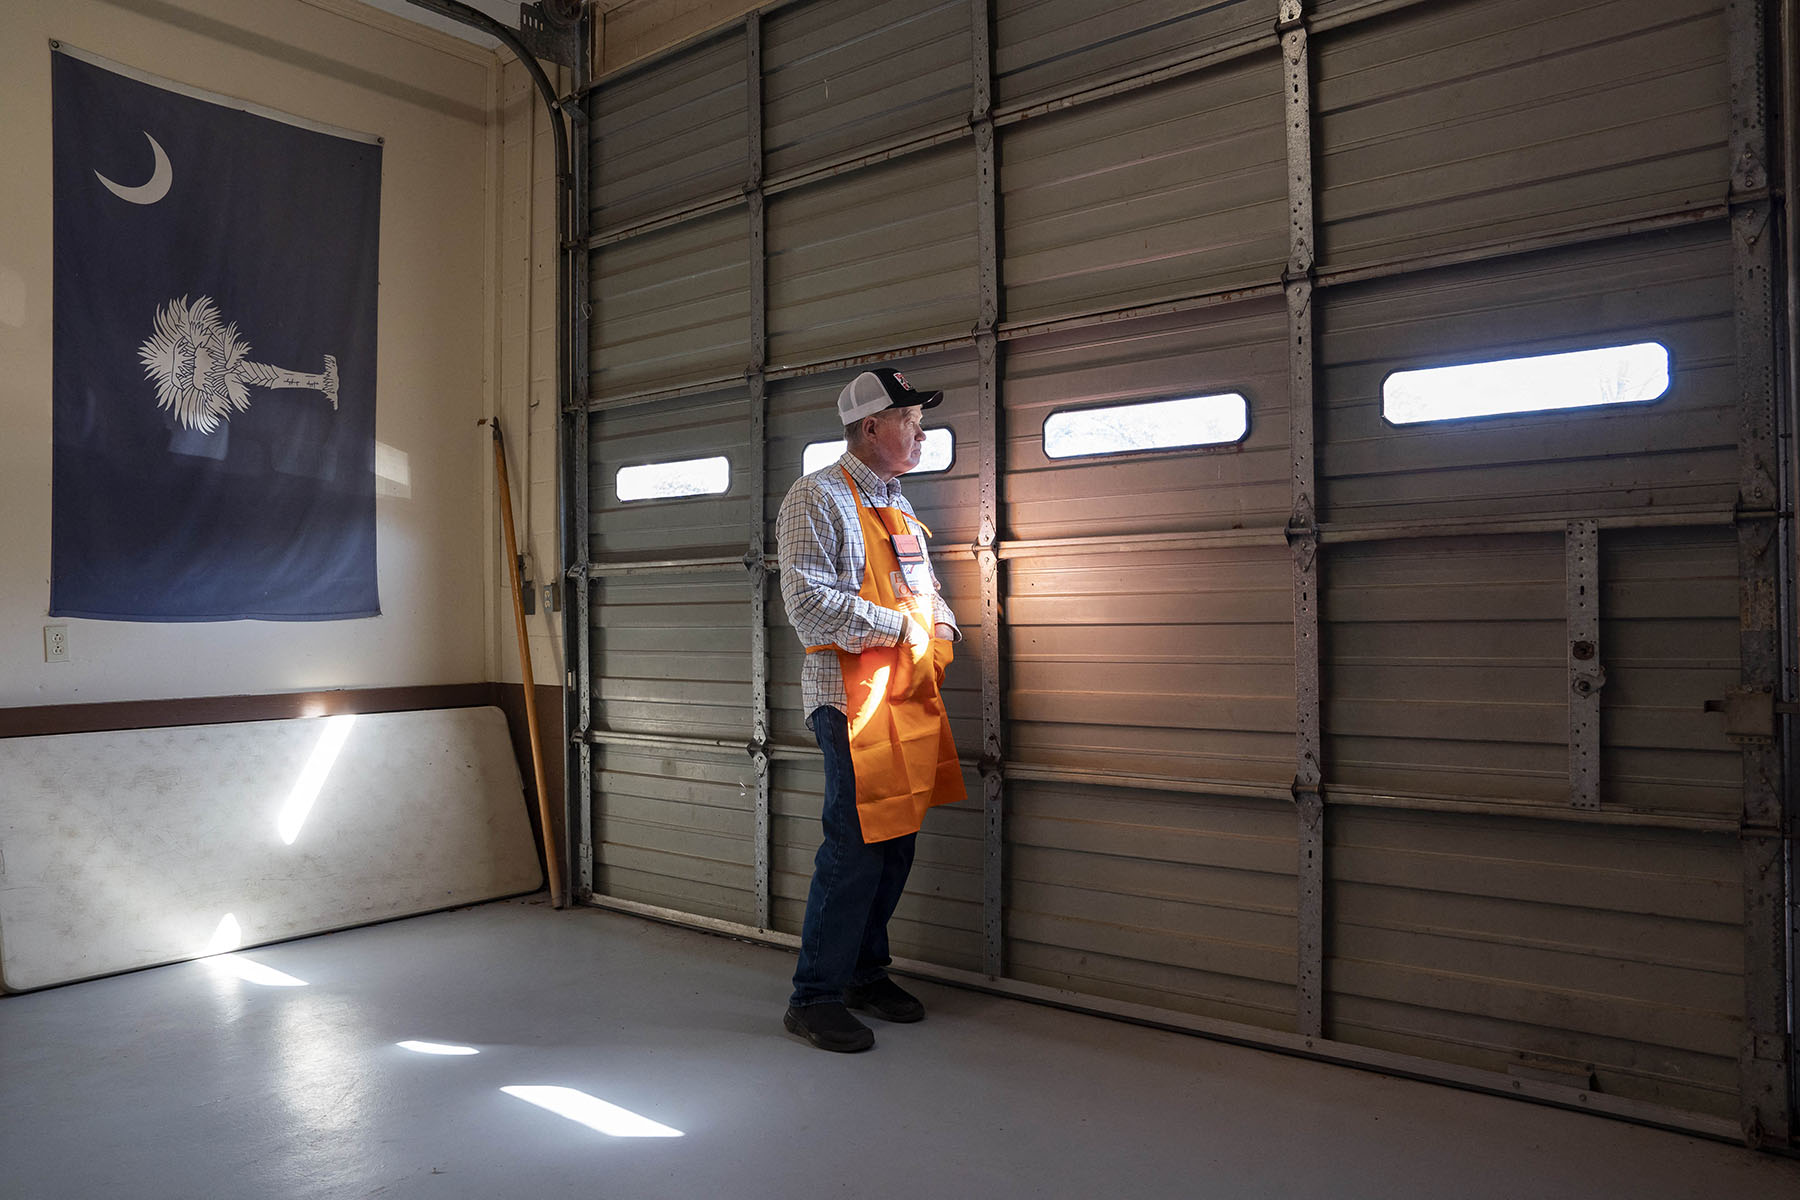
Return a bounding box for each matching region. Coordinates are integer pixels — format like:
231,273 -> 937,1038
868,605 -> 907,646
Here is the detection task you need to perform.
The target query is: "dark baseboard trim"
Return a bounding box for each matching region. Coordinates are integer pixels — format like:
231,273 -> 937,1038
0,683 -> 503,740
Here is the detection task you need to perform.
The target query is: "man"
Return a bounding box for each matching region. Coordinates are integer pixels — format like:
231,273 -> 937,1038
775,367 -> 964,1053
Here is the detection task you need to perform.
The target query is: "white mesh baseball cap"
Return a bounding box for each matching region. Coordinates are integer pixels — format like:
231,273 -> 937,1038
836,368 -> 943,425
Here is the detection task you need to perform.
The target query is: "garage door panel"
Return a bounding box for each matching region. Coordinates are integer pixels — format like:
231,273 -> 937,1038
594,746 -> 756,922
1000,55 -> 1287,324
1008,941 -> 1298,1032
1334,879 -> 1740,974
1005,781 -> 1297,1027
994,0 -> 1269,110
1325,535 -> 1567,801
1599,526 -> 1740,814
1326,807 -> 1742,1115
1010,725 -> 1294,789
590,30 -> 748,229
763,0 -> 970,177
1315,0 -> 1727,268
1007,784 -> 1296,874
593,571 -> 749,741
603,861 -> 754,925
591,212 -> 750,398
1008,544 -> 1293,786
767,146 -> 977,366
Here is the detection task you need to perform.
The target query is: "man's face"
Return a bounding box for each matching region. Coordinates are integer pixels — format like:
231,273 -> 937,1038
865,407 -> 924,478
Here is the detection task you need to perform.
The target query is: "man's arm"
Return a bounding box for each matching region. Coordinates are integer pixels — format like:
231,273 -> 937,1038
777,481 -> 907,652
931,595 -> 960,643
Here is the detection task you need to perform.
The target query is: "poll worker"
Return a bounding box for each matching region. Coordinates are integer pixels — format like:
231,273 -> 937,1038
775,367 -> 964,1053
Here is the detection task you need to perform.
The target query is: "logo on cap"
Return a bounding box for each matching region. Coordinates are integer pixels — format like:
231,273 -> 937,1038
892,371 -> 911,391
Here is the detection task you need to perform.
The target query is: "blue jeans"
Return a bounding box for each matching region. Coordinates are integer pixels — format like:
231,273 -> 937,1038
789,705 -> 916,1007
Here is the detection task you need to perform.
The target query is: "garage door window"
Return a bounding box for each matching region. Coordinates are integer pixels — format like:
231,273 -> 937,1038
1382,342 -> 1670,425
615,455 -> 730,501
804,428 -> 955,475
1043,393 -> 1249,459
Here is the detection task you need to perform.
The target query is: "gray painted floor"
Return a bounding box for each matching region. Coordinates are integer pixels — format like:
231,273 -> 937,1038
1,898 -> 1794,1200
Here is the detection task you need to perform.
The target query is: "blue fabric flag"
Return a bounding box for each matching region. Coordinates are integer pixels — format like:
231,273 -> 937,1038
51,47 -> 381,621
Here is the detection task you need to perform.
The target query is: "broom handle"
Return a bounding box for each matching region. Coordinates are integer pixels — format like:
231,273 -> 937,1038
488,418 -> 565,908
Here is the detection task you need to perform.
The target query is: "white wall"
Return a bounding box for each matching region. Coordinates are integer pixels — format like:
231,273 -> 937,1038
0,0 -> 500,706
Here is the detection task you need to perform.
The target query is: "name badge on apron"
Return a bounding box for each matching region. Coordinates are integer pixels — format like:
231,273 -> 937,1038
889,532 -> 932,600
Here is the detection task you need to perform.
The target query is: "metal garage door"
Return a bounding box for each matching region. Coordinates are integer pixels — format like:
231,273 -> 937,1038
572,0 -> 1793,1146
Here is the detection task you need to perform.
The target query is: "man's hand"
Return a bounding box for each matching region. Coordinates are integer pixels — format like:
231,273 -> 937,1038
934,622 -> 955,641
899,615 -> 931,649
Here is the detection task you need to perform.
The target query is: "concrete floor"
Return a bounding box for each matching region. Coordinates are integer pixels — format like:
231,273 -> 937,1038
1,898 -> 1794,1200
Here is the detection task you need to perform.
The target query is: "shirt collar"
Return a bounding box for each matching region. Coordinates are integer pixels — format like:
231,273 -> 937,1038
839,451 -> 902,505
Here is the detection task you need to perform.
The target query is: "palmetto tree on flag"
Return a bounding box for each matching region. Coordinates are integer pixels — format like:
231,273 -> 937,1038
138,294 -> 338,433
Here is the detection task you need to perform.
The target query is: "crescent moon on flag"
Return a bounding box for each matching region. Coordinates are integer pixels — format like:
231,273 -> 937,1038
95,131 -> 172,205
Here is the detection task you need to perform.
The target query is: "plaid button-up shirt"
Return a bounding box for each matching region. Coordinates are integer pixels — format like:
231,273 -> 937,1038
777,452 -> 959,717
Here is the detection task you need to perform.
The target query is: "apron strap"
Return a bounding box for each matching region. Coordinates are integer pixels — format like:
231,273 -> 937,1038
807,463 -> 929,656
838,464 -> 867,514
839,464 -> 933,537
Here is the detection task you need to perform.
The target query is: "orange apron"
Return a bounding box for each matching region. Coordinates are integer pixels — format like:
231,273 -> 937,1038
808,466 -> 965,842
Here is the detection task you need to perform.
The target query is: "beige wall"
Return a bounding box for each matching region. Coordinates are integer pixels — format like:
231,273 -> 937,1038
0,0 -> 506,706
489,53 -> 564,689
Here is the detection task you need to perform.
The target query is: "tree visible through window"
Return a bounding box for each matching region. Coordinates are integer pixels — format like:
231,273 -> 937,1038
615,455 -> 730,501
1382,342 -> 1670,425
1043,394 -> 1248,460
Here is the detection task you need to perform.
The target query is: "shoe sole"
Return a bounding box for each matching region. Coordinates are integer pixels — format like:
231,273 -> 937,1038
784,1009 -> 874,1052
844,996 -> 924,1024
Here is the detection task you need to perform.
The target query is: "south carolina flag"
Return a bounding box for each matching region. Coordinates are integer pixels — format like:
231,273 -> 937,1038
50,45 -> 381,621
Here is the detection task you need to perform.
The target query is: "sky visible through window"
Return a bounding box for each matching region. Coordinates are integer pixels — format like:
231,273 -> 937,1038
615,455 -> 730,502
1043,393 -> 1248,460
1382,342 -> 1669,425
804,428 -> 954,475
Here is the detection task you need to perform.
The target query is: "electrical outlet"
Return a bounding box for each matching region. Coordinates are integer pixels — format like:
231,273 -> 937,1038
44,625 -> 69,663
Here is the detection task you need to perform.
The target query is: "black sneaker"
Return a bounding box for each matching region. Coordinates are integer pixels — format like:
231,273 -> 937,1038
844,977 -> 924,1023
783,1002 -> 875,1052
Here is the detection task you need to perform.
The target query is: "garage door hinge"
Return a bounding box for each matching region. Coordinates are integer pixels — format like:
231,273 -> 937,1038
1292,782 -> 1322,826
